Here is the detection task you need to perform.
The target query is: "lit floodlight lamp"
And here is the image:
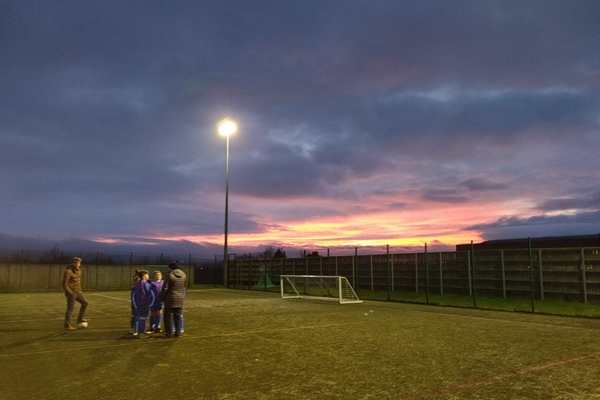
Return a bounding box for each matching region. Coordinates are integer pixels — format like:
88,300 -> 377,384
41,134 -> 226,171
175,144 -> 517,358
218,119 -> 237,137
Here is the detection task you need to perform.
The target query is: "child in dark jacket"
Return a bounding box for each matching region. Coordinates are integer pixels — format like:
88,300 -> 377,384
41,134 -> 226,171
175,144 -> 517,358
131,269 -> 155,337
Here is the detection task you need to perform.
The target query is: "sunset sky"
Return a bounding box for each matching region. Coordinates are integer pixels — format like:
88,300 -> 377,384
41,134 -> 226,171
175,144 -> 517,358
1,0 -> 598,257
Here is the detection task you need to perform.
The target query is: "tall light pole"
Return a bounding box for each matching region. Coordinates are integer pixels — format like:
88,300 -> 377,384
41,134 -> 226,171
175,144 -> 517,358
218,119 -> 237,286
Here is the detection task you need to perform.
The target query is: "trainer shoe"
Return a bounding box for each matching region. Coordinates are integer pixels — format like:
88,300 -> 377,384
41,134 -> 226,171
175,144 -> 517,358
81,318 -> 91,322
65,326 -> 77,331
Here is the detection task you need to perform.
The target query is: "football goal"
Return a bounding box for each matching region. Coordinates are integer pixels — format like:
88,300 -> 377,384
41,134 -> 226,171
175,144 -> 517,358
280,275 -> 363,304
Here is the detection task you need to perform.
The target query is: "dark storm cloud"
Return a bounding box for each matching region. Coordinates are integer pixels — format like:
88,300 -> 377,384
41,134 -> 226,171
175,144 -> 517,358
467,211 -> 600,240
249,0 -> 598,93
459,177 -> 508,192
1,0 -> 598,251
421,188 -> 471,204
361,88 -> 595,150
536,192 -> 600,213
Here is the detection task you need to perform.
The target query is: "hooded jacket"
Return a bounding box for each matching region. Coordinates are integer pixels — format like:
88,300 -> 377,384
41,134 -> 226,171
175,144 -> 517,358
62,264 -> 81,294
131,279 -> 155,308
161,267 -> 187,308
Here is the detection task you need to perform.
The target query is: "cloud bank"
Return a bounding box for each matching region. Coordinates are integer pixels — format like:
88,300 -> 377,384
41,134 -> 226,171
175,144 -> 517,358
1,1 -> 598,256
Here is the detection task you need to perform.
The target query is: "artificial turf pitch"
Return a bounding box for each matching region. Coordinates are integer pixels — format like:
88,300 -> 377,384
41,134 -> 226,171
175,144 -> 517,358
1,289 -> 599,400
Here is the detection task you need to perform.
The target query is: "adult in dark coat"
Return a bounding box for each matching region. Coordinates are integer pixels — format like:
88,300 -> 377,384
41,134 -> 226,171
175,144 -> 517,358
161,262 -> 187,337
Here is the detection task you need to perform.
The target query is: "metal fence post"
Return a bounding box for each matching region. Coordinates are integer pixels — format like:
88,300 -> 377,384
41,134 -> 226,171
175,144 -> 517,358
528,238 -> 535,313
471,241 -> 477,308
247,253 -> 252,290
353,247 -> 357,288
500,250 -> 506,298
581,248 -> 588,303
264,253 -> 268,291
370,254 -> 374,291
214,255 -> 218,287
320,254 -> 323,276
415,253 -> 419,293
538,249 -> 544,301
304,250 -> 308,275
387,245 -> 391,301
439,252 -> 443,295
390,251 -> 395,292
467,250 -> 472,296
425,243 -> 430,304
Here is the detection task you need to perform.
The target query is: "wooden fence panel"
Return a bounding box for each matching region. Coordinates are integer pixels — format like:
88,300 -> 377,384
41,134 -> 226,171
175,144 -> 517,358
0,264 -> 194,291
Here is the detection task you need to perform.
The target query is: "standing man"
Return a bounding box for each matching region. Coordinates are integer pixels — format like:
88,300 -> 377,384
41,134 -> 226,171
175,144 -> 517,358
161,261 -> 187,338
63,257 -> 90,331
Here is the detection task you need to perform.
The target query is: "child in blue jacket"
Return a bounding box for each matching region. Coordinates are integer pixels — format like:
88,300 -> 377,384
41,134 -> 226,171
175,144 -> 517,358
149,270 -> 164,333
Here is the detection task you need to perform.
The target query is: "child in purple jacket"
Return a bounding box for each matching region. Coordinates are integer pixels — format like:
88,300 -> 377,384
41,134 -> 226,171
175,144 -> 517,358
131,269 -> 155,337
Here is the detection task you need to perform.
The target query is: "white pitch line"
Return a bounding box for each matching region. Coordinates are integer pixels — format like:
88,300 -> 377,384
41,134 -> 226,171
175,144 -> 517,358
91,293 -> 129,302
397,308 -> 600,331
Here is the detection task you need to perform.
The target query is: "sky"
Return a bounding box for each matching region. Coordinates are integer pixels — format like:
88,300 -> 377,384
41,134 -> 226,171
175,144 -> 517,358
1,0 -> 599,258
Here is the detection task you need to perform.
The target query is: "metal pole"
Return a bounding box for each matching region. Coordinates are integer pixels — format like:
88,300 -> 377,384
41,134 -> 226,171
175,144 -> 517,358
223,134 -> 230,287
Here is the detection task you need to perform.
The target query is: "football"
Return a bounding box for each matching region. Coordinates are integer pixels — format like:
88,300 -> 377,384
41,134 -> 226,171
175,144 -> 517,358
78,322 -> 88,328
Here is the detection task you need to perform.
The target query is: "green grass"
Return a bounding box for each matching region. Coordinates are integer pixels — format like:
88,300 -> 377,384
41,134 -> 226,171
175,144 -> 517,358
240,284 -> 600,318
1,289 -> 599,400
350,289 -> 600,318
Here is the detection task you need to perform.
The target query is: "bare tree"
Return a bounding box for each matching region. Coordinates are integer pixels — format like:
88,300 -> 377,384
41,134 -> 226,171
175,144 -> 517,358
273,248 -> 287,258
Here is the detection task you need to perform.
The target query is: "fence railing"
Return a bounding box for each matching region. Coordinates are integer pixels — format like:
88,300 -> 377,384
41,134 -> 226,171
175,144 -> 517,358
227,247 -> 600,304
2,246 -> 598,305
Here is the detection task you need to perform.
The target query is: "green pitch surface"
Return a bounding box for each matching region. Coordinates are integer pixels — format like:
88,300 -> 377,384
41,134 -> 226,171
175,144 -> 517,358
1,289 -> 599,400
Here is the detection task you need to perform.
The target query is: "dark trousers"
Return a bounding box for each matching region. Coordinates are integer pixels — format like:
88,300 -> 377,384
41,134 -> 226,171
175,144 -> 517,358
133,304 -> 150,334
64,291 -> 88,328
164,307 -> 183,337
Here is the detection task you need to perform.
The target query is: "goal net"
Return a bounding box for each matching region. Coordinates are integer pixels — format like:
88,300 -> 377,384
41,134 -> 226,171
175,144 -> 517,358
280,275 -> 363,304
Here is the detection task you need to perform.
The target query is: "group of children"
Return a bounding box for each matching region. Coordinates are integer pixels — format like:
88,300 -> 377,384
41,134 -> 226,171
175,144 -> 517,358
130,269 -> 184,337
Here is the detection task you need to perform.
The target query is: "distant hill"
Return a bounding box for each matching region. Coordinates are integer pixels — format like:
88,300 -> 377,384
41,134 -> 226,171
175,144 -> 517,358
0,233 -> 222,259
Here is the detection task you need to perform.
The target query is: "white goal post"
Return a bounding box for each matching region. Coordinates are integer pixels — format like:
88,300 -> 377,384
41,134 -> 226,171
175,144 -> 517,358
280,275 -> 363,304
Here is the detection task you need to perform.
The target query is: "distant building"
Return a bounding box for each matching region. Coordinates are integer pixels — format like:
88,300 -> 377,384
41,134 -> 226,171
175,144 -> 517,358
456,234 -> 600,251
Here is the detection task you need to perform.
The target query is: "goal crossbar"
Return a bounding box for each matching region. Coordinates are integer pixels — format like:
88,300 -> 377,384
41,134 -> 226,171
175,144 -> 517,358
280,275 -> 363,304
